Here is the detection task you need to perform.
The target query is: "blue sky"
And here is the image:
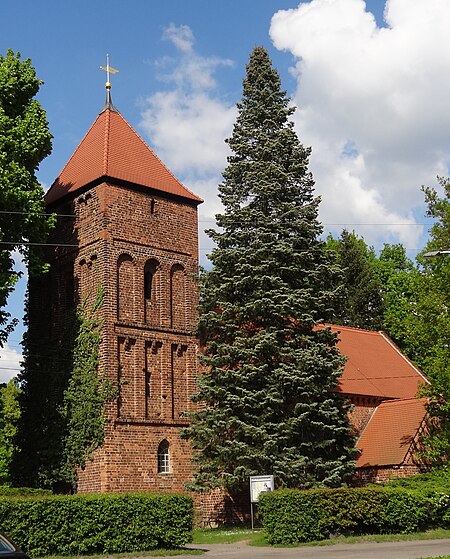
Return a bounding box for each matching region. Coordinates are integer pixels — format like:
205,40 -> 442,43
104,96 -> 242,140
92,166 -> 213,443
1,0 -> 449,380
1,0 -> 384,192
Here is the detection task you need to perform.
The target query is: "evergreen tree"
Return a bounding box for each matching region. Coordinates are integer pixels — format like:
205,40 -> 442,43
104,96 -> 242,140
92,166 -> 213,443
0,50 -> 53,346
326,230 -> 383,330
184,47 -> 355,492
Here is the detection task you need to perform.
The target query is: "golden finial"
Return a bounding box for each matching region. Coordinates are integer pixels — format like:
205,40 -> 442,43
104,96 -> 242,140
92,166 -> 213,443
100,54 -> 119,91
100,54 -> 119,112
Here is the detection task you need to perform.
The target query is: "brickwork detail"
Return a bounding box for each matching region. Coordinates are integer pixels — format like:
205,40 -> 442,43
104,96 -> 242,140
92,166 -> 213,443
348,396 -> 382,435
354,464 -> 427,484
45,180 -> 200,495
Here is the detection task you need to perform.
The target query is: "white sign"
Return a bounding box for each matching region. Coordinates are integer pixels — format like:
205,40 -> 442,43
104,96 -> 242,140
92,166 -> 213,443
249,475 -> 274,503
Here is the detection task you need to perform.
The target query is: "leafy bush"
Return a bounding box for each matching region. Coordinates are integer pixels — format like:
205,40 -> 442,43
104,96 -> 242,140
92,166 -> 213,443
377,467 -> 450,492
259,487 -> 435,544
0,486 -> 51,497
258,489 -> 325,543
0,492 -> 193,557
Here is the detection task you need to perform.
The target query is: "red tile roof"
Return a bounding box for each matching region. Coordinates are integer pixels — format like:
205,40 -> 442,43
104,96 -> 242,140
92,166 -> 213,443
45,107 -> 203,206
328,325 -> 429,399
356,397 -> 428,467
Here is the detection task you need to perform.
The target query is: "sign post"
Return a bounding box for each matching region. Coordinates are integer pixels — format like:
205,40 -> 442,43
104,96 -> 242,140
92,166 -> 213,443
249,475 -> 274,529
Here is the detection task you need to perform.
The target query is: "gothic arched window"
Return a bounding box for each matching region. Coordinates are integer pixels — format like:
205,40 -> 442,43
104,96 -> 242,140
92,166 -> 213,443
157,440 -> 170,473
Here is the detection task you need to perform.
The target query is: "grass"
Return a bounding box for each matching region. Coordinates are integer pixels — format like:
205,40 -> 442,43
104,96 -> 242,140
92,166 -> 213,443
191,526 -> 450,547
191,527 -> 257,544
38,549 -> 202,559
35,527 -> 450,558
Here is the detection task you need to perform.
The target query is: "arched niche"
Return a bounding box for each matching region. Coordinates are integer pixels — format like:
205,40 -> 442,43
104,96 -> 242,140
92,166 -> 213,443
144,259 -> 160,325
170,263 -> 185,330
117,253 -> 135,321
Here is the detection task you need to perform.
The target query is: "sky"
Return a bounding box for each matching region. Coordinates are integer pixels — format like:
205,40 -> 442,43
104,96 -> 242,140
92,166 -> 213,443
1,0 -> 449,381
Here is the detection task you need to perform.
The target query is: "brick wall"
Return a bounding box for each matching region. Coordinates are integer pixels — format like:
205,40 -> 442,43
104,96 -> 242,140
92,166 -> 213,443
46,180 -> 200,495
354,463 -> 428,484
348,395 -> 382,435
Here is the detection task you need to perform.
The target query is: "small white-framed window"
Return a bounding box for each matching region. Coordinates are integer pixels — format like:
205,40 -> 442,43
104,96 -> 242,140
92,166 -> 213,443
157,440 -> 170,473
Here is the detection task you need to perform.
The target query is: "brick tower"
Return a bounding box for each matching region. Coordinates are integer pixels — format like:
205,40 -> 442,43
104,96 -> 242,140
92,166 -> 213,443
44,88 -> 203,493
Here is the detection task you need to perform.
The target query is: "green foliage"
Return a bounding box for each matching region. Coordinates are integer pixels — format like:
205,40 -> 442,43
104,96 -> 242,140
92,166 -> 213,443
0,492 -> 193,556
397,178 -> 450,464
184,47 -> 355,492
60,286 -> 117,482
326,230 -> 383,330
259,487 -> 440,544
0,378 -> 21,484
379,467 -> 450,492
14,286 -> 114,487
326,232 -> 420,353
0,49 -> 53,345
13,303 -> 70,487
374,243 -> 418,350
0,486 -> 50,496
259,489 -> 326,543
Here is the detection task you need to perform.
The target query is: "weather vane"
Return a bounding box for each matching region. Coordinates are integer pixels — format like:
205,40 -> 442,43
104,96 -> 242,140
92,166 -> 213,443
100,54 -> 119,91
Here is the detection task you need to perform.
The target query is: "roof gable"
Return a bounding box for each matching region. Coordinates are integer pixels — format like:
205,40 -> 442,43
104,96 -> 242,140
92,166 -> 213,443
45,108 -> 202,206
330,325 -> 429,399
356,397 -> 428,467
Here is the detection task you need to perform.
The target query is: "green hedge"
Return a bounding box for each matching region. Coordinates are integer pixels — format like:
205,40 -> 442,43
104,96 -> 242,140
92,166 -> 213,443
259,487 -> 449,544
0,486 -> 51,497
378,467 -> 450,493
0,492 -> 193,557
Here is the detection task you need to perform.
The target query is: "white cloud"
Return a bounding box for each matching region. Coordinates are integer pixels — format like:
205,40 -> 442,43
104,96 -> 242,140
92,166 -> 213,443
140,24 -> 236,226
270,0 -> 450,249
141,91 -> 235,175
0,342 -> 21,384
163,23 -> 195,54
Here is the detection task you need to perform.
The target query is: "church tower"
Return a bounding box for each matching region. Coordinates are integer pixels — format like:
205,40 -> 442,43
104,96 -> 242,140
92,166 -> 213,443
42,79 -> 203,492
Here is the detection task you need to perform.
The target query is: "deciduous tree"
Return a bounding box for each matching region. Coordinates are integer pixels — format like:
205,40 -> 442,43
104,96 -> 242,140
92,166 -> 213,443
410,178 -> 450,464
0,49 -> 53,345
0,378 -> 21,484
375,243 -> 418,351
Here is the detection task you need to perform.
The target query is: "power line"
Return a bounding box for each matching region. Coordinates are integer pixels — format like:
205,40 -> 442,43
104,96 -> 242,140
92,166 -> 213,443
0,210 -> 75,218
0,210 -> 435,227
0,241 -> 78,247
199,219 -> 432,226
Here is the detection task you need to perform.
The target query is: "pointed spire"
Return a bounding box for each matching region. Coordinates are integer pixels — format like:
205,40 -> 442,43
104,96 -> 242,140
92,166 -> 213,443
100,54 -> 119,112
45,108 -> 203,206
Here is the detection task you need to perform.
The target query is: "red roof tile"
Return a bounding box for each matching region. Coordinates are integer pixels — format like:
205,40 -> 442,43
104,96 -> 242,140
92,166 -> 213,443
45,107 -> 203,206
328,325 -> 429,399
356,398 -> 428,467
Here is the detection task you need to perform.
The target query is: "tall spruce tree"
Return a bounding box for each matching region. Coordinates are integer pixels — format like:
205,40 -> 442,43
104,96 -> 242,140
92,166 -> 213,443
184,47 -> 355,492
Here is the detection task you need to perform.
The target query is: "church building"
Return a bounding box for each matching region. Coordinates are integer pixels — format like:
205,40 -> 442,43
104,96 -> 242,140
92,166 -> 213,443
43,80 -> 202,494
31,75 -> 430,513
